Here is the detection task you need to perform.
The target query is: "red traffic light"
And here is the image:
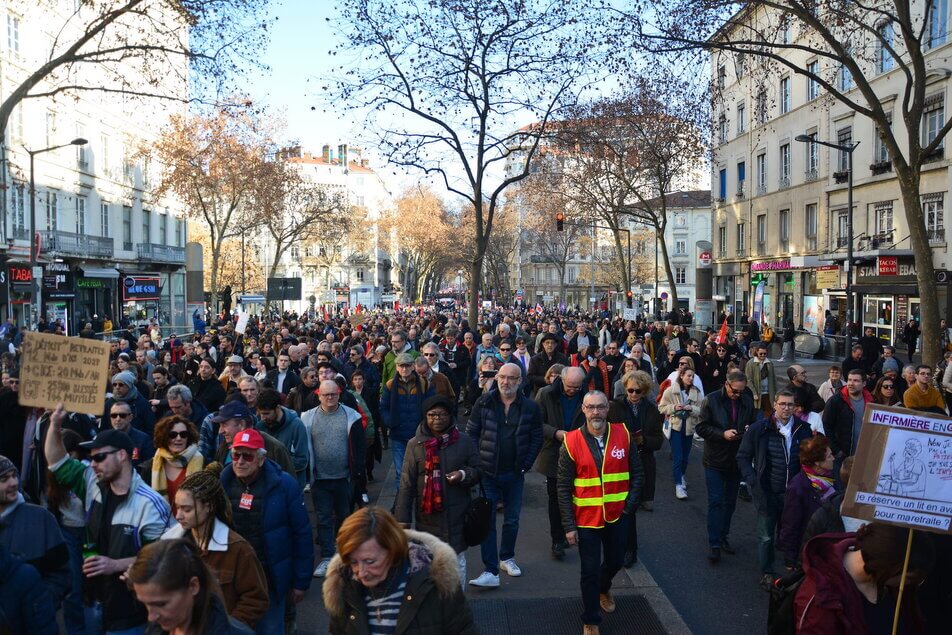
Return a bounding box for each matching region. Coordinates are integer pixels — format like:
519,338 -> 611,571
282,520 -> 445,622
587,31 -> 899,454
555,212 -> 565,231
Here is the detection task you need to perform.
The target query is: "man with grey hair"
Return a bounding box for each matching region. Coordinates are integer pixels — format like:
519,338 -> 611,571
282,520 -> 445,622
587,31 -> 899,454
558,390 -> 643,634
534,366 -> 587,560
467,363 -> 543,587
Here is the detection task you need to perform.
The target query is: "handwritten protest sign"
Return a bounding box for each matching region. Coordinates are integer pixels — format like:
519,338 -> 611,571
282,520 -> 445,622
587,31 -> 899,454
235,311 -> 249,335
842,404 -> 952,534
18,331 -> 111,416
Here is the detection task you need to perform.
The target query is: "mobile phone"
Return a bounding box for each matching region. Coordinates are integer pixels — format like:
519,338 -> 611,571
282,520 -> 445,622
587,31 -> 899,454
481,370 -> 498,378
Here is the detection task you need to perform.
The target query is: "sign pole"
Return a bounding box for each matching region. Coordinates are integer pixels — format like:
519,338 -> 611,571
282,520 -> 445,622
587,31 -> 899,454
890,528 -> 914,635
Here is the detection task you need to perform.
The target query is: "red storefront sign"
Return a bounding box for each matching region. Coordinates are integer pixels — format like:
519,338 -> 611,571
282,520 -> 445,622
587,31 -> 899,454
878,256 -> 898,275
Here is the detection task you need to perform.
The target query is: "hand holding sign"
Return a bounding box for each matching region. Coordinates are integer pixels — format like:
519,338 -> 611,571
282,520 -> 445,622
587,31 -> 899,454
19,332 -> 110,416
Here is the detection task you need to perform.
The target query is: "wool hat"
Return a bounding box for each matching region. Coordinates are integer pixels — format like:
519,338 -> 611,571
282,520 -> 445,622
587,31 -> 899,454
111,371 -> 136,389
0,455 -> 16,478
422,395 -> 455,415
882,357 -> 901,375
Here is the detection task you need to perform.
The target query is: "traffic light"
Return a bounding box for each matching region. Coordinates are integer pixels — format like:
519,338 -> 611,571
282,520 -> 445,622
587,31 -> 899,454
556,211 -> 564,231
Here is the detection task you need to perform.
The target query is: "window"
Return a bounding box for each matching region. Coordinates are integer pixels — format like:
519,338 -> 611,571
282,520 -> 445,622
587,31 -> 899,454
837,127 -> 853,171
177,217 -> 184,247
878,22 -> 894,73
757,214 -> 767,254
6,14 -> 19,57
780,77 -> 791,114
45,192 -> 58,231
779,209 -> 790,248
100,134 -> 110,174
717,65 -> 726,89
806,132 -> 819,178
737,222 -> 746,253
100,202 -> 110,237
718,226 -> 727,255
76,196 -> 86,235
838,60 -> 854,91
922,93 -> 945,149
76,123 -> 88,169
46,111 -> 57,147
142,209 -> 151,243
8,104 -> 23,145
780,143 -> 791,186
926,0 -> 949,49
356,270 -> 365,282
805,204 -> 818,250
737,102 -> 746,133
781,18 -> 791,45
675,239 -> 686,255
737,160 -> 746,195
756,152 -> 767,193
719,168 -> 727,199
675,267 -> 686,285
159,213 -> 168,244
290,245 -> 300,260
875,113 -> 893,163
837,210 -> 849,247
718,113 -> 728,143
122,206 -> 132,250
10,182 -> 25,237
755,89 -> 768,124
923,193 -> 945,241
735,53 -> 746,78
874,201 -> 894,236
807,61 -> 819,100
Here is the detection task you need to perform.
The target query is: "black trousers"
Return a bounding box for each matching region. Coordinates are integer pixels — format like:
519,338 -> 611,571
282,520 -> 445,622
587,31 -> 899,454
578,515 -> 630,625
640,449 -> 656,502
546,476 -> 565,545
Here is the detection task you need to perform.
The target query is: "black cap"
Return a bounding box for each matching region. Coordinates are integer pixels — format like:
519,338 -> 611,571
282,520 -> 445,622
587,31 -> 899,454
540,333 -> 560,344
80,430 -> 134,454
422,395 -> 455,415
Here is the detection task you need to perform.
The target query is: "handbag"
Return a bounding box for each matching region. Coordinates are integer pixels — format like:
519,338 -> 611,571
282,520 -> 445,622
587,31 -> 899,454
463,482 -> 492,547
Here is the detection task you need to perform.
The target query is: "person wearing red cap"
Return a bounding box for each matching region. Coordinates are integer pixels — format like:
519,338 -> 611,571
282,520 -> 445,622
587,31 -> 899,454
220,428 -> 314,634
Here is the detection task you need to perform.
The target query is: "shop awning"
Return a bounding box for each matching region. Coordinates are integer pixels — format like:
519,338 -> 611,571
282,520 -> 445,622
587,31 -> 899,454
78,267 -> 120,279
853,285 -> 918,295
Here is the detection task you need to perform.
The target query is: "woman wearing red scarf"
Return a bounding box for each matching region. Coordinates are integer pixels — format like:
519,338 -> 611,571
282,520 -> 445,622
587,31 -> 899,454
777,435 -> 836,567
394,395 -> 480,587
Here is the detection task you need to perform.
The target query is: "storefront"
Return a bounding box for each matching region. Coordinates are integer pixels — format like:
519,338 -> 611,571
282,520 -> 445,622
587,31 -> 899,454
75,267 -> 119,329
120,271 -> 187,329
853,255 -> 919,346
713,261 -> 746,325
42,262 -> 75,335
7,263 -> 33,327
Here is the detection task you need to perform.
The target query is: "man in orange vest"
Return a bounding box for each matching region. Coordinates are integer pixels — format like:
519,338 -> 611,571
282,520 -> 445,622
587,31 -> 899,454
558,391 -> 644,635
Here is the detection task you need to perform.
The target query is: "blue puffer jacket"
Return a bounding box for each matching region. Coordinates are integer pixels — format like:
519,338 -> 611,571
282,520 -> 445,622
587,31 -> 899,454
380,375 -> 434,442
220,459 -> 314,598
0,545 -> 58,635
466,389 -> 544,478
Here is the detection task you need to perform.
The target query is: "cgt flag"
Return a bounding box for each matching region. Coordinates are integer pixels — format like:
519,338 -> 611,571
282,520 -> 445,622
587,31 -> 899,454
535,303 -> 543,314
716,317 -> 729,345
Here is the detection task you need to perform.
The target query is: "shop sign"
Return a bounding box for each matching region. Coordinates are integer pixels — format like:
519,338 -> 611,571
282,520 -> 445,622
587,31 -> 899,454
0,259 -> 6,305
43,262 -> 72,294
897,295 -> 908,326
698,251 -> 712,267
816,265 -> 840,289
751,259 -> 791,272
76,277 -> 106,289
858,259 -> 916,279
8,264 -> 32,292
122,276 -> 161,301
879,256 -> 898,275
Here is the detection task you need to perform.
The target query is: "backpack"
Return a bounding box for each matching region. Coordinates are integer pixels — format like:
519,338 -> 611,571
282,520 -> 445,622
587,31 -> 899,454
767,568 -> 806,635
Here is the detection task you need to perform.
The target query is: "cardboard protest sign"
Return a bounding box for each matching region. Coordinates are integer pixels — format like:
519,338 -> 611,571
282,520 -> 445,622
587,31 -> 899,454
235,311 -> 249,335
18,331 -> 111,416
842,404 -> 952,534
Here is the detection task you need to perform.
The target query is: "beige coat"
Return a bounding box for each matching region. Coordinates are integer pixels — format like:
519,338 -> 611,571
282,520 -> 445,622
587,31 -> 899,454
658,381 -> 703,435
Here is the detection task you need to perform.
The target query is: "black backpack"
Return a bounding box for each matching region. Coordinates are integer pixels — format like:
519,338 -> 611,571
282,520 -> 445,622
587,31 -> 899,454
767,568 -> 806,635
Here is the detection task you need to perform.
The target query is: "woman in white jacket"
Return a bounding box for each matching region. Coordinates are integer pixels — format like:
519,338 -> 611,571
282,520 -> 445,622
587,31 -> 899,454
658,367 -> 703,500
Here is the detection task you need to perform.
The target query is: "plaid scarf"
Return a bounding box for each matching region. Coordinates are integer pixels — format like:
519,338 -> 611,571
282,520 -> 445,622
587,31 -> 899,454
421,427 -> 460,514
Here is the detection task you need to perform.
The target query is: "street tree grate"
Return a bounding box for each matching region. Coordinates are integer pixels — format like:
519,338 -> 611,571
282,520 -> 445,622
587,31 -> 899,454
470,595 -> 669,635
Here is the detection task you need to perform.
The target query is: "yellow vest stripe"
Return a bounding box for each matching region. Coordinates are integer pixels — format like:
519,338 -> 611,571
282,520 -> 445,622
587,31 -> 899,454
572,496 -> 604,506
603,492 -> 628,503
574,477 -> 602,487
601,472 -> 629,483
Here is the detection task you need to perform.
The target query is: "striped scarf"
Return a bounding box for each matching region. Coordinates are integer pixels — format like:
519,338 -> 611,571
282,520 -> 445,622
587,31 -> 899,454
801,464 -> 834,494
421,428 -> 459,514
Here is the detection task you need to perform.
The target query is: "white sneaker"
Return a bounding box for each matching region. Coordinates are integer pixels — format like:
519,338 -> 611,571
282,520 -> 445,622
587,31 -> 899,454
469,571 -> 500,587
681,476 -> 688,488
675,484 -> 688,500
313,558 -> 331,578
500,559 -> 522,577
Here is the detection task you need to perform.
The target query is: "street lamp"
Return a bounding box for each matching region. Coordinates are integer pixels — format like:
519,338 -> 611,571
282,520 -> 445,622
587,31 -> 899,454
795,134 -> 859,351
457,269 -> 464,303
26,137 -> 88,328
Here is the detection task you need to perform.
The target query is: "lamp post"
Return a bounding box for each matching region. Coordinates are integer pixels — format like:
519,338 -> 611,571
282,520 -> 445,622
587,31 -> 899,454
795,134 -> 859,351
457,269 -> 464,303
26,137 -> 88,328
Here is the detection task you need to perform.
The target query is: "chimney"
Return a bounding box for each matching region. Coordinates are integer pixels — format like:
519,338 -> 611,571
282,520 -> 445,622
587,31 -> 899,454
338,144 -> 348,167
360,159 -> 369,168
322,145 -> 330,162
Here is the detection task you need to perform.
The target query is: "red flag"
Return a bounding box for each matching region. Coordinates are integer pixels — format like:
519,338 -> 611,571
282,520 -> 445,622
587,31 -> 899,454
716,317 -> 729,345
535,303 -> 543,314
394,301 -> 400,312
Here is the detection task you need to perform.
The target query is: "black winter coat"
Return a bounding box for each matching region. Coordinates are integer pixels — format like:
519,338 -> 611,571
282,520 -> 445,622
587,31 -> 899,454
526,351 -> 569,393
394,422 -> 480,553
821,388 -> 871,458
465,389 -> 543,478
533,378 -> 586,478
607,397 -> 664,453
188,376 -> 227,414
695,387 -> 758,472
736,417 -> 812,514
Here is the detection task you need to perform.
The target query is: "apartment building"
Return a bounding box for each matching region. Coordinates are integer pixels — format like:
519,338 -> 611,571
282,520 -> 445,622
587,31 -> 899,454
1,3 -> 190,332
258,145 -> 398,312
711,2 -> 951,343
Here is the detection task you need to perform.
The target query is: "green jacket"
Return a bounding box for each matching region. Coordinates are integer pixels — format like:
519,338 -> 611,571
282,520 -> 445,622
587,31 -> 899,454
744,358 -> 777,405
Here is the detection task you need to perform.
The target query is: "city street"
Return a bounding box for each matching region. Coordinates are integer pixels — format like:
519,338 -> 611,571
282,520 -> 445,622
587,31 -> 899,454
296,357 -> 833,635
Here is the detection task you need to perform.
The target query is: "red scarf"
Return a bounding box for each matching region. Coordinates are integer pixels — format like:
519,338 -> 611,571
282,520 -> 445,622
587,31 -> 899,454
421,427 -> 460,514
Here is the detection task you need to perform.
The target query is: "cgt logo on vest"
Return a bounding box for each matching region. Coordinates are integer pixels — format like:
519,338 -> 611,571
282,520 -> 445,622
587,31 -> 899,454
610,447 -> 626,460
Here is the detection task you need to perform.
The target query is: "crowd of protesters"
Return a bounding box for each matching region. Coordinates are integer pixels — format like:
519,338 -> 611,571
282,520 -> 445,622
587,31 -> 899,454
0,304 -> 949,635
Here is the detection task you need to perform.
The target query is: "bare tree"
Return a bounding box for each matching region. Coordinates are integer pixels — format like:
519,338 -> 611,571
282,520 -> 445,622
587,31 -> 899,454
330,0 -> 610,326
624,0 -> 952,363
302,204 -> 368,291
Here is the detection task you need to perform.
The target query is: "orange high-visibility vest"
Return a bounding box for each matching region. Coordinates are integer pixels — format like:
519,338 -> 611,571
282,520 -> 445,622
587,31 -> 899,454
563,424 -> 631,529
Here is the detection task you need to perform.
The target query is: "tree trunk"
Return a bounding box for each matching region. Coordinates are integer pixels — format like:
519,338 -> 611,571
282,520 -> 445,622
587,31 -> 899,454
210,233 -> 223,315
611,229 -> 631,307
468,256 -> 484,324
898,173 -> 940,366
657,227 -> 678,312
269,246 -> 284,280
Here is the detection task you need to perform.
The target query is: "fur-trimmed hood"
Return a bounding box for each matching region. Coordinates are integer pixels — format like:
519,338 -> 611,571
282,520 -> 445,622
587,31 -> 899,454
322,529 -> 460,619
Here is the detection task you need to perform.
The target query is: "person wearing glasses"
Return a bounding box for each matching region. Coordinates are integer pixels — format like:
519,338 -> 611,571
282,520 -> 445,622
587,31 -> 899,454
220,428 -> 314,633
416,344 -> 457,404
701,343 -> 733,393
736,389 -> 812,591
381,353 -> 434,496
303,379 -> 367,579
744,344 -> 777,416
45,406 -> 171,634
608,370 -> 663,565
342,345 -> 380,396
102,369 -> 157,436
871,376 -> 902,407
784,365 -> 825,414
902,364 -> 948,414
557,391 -> 644,635
695,370 -> 757,564
149,415 -> 203,515
108,401 -> 155,468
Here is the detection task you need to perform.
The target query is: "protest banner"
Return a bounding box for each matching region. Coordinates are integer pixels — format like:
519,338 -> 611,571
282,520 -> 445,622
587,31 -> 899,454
18,331 -> 111,416
235,311 -> 250,335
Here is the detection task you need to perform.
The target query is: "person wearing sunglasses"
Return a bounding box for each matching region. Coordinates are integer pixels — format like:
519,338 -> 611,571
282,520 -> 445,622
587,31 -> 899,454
149,415 -> 203,515
871,376 -> 901,407
220,428 -> 314,632
108,402 -> 155,468
608,370 -> 663,565
101,369 -> 156,436
45,406 -> 171,634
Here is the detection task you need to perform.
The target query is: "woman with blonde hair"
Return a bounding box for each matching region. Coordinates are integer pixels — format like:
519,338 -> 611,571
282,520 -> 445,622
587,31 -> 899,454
659,365 -> 703,500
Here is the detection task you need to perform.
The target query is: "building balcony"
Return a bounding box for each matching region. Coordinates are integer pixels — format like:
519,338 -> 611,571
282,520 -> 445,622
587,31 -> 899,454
836,236 -> 849,248
804,168 -> 819,182
928,227 -> 945,244
40,230 -> 114,259
756,184 -> 767,196
923,146 -> 945,164
735,248 -> 747,258
870,160 -> 892,175
736,182 -> 745,199
11,226 -> 29,240
833,170 -> 849,184
778,176 -> 790,189
137,242 -> 185,264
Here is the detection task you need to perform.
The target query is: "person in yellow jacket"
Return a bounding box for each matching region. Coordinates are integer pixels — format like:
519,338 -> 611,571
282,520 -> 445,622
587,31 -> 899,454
557,391 -> 644,635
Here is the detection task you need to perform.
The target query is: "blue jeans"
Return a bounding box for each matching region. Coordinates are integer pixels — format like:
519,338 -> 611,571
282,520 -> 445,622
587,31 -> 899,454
481,471 -> 525,575
312,478 -> 352,558
670,427 -> 693,486
756,490 -> 785,574
578,515 -> 630,626
704,468 -> 741,547
82,605 -> 146,635
256,590 -> 286,635
60,524 -> 87,634
391,439 -> 408,493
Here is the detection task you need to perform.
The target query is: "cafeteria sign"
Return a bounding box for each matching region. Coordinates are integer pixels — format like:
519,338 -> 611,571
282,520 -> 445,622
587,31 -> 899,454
123,276 -> 160,301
